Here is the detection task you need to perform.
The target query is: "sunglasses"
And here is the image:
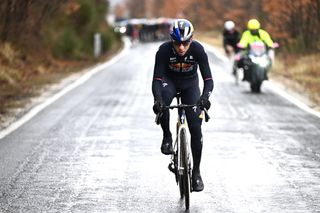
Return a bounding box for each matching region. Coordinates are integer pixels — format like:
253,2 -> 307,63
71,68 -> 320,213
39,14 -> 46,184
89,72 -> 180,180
173,39 -> 191,46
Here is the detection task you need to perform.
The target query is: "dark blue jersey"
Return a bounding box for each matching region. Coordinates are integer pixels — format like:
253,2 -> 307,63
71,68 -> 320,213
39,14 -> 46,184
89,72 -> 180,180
152,40 -> 214,101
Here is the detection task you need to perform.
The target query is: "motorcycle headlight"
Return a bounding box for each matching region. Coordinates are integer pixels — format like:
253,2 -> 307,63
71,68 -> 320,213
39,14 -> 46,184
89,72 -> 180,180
259,59 -> 270,68
251,56 -> 270,68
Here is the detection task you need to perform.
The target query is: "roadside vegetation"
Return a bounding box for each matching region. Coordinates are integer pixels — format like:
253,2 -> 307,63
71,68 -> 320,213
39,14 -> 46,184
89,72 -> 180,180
272,53 -> 320,107
0,0 -> 122,126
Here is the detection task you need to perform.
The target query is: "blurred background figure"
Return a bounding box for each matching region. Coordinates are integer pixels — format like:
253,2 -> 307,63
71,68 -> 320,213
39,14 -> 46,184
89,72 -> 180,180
222,20 -> 240,57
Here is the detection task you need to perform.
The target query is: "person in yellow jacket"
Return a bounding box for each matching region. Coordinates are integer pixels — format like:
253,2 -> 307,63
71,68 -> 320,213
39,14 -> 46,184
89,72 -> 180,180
234,19 -> 278,80
238,19 -> 274,49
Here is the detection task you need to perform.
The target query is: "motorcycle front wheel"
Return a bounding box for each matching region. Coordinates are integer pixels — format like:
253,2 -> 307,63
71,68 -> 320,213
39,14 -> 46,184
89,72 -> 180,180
250,65 -> 265,93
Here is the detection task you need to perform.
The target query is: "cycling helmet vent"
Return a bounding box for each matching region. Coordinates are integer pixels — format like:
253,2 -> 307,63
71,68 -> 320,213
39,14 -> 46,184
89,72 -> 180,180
170,19 -> 194,42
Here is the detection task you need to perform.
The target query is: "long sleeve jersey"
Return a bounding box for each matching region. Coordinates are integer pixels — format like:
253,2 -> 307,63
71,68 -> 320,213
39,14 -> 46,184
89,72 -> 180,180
152,40 -> 214,101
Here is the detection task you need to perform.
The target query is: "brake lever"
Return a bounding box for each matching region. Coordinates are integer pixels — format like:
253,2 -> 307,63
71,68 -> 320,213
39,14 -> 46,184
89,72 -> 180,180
203,108 -> 210,122
155,112 -> 163,125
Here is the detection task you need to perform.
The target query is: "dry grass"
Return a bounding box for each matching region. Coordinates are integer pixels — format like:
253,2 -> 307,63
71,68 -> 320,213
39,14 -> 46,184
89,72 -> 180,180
0,42 -> 16,63
195,31 -> 223,48
195,31 -> 226,55
0,40 -> 122,123
0,66 -> 21,86
272,53 -> 320,107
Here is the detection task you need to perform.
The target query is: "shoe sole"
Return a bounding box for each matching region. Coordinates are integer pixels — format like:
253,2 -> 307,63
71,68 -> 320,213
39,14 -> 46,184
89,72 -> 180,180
161,150 -> 174,155
192,187 -> 204,192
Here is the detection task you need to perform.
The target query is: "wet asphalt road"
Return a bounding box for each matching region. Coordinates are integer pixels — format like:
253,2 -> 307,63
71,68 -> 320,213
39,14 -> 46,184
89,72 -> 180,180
0,41 -> 320,212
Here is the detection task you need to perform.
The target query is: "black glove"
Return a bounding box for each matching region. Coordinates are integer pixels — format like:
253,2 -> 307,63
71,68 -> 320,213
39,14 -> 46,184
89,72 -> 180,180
197,96 -> 211,110
153,99 -> 165,114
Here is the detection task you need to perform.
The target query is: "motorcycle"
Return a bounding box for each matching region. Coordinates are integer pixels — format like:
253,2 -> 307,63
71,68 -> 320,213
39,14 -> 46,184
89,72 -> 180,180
235,41 -> 278,93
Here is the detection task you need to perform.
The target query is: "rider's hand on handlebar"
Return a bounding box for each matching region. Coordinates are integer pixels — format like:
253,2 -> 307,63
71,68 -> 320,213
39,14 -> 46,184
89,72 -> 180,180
197,96 -> 211,110
153,99 -> 165,114
272,42 -> 280,49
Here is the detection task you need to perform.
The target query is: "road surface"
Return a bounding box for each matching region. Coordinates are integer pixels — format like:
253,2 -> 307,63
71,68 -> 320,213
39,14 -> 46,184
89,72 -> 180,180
0,40 -> 320,212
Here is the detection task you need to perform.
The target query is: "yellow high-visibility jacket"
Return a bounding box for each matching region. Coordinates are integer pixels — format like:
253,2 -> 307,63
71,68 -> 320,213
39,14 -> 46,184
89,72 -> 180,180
238,29 -> 274,49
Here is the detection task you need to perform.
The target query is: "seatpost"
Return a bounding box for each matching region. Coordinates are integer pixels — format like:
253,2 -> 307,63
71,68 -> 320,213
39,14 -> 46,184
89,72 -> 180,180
176,92 -> 181,105
176,92 -> 183,122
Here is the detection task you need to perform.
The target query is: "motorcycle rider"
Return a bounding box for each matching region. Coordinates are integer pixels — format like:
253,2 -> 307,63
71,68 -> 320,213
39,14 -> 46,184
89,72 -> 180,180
222,20 -> 240,57
235,19 -> 277,80
152,19 -> 213,192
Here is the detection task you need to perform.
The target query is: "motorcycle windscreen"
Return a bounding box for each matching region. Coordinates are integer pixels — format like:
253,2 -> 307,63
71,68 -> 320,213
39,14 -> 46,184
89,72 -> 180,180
249,41 -> 266,56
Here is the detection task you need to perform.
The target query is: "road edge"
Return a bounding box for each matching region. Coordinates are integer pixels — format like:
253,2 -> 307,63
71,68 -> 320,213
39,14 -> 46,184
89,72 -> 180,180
0,37 -> 131,140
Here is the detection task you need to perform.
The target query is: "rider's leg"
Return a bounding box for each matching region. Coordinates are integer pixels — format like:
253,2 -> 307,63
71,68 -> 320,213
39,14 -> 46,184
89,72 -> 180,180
232,60 -> 237,75
159,77 -> 176,154
181,85 -> 204,191
181,84 -> 202,171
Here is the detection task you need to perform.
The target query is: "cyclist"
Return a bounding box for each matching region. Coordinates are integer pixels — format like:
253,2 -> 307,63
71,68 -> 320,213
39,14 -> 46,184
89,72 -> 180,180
235,18 -> 277,80
222,20 -> 240,56
152,19 -> 213,192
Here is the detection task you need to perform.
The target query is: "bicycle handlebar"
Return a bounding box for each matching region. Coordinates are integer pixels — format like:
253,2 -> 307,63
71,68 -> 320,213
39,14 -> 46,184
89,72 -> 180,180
155,104 -> 210,125
165,104 -> 197,109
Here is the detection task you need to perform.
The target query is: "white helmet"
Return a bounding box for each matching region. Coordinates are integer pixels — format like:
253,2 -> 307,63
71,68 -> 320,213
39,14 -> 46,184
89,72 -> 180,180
224,20 -> 235,31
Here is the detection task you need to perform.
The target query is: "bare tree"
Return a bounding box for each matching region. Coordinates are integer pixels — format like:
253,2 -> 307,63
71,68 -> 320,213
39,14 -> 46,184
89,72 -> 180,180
0,0 -> 64,42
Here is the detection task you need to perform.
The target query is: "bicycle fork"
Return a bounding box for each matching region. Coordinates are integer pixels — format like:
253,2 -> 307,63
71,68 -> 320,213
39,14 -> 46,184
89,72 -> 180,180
168,131 -> 191,184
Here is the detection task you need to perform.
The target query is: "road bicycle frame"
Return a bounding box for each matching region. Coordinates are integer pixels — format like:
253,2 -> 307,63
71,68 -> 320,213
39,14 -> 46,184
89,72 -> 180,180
155,94 -> 210,210
170,95 -> 192,210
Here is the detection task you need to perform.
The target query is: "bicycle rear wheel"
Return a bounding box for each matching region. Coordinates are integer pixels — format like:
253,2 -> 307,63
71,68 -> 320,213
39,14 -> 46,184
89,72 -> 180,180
178,128 -> 190,210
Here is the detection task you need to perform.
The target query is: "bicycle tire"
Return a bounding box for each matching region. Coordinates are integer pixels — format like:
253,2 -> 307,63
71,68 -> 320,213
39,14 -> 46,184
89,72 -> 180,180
235,68 -> 239,85
179,128 -> 190,210
178,139 -> 184,199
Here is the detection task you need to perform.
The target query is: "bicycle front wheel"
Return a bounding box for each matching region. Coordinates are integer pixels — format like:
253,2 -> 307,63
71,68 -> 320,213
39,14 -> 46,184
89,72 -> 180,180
178,128 -> 190,210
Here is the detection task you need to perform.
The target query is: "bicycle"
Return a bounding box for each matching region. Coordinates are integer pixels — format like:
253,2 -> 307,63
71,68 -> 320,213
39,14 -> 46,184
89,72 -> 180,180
155,94 -> 210,210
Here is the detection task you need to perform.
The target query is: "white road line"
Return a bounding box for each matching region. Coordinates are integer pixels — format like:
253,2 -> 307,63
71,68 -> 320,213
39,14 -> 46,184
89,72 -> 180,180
0,37 -> 131,140
265,81 -> 320,118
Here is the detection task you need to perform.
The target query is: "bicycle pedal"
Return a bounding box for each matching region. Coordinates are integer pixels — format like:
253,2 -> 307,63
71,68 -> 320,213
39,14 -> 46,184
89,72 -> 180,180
168,163 -> 176,174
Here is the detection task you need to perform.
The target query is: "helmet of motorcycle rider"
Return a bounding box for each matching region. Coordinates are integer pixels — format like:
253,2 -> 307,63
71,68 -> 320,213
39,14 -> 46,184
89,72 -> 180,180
170,19 -> 194,42
224,20 -> 235,31
247,19 -> 261,30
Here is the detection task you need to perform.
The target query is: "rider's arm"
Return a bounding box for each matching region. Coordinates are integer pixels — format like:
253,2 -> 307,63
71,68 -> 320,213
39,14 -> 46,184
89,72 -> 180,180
237,30 -> 251,49
194,42 -> 214,99
259,29 -> 276,62
259,29 -> 274,48
152,46 -> 166,101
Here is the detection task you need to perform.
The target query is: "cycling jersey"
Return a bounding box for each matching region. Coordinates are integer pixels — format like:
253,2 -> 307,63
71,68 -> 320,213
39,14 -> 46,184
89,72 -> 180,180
152,40 -> 214,102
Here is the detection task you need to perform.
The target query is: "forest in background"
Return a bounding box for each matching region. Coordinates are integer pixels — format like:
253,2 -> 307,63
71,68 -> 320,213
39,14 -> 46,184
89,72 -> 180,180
0,0 -> 121,119
116,0 -> 320,53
